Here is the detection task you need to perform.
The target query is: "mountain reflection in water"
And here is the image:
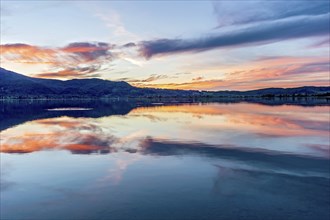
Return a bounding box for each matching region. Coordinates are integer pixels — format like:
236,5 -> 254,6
0,100 -> 329,220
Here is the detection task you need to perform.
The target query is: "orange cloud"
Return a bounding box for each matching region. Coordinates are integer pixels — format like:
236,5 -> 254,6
0,117 -> 115,154
0,43 -> 57,64
133,56 -> 329,90
60,42 -> 114,62
35,69 -> 81,78
132,103 -> 329,137
0,42 -> 114,79
133,79 -> 329,91
116,74 -> 172,83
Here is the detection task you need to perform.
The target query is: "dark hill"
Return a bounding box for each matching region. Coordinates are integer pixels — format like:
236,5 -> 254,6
0,67 -> 329,99
0,68 -> 138,98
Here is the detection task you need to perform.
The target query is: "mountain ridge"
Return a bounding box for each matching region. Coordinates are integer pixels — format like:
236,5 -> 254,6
1,67 -> 329,99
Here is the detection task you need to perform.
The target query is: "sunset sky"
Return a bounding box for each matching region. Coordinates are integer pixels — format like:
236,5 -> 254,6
0,1 -> 329,91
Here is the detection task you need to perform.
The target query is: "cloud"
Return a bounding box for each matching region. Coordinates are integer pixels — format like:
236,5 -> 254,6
35,69 -> 81,78
134,74 -> 169,83
35,66 -> 103,78
133,80 -> 223,90
0,117 -> 117,154
192,76 -> 204,81
225,57 -> 330,79
61,42 -> 115,61
0,43 -> 57,64
133,57 -> 330,91
122,42 -> 136,48
139,13 -> 330,58
282,61 -> 330,75
213,1 -> 329,27
0,42 -> 116,78
94,9 -> 139,43
309,37 -> 330,48
175,72 -> 192,75
116,74 -> 170,83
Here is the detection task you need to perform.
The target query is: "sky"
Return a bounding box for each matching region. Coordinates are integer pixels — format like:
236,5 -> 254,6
0,0 -> 329,91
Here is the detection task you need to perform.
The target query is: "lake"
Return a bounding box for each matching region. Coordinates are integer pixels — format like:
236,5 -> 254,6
1,100 -> 329,220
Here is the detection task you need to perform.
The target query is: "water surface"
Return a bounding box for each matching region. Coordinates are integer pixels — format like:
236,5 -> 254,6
1,101 -> 329,220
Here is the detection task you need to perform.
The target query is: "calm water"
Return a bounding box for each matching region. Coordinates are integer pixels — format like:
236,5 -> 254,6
1,100 -> 329,220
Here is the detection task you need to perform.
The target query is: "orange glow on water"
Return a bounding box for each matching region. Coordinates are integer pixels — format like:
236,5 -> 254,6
1,104 -> 328,158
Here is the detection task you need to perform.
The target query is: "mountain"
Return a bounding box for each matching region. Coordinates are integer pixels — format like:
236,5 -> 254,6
0,67 -> 329,99
213,87 -> 330,97
0,68 -> 139,98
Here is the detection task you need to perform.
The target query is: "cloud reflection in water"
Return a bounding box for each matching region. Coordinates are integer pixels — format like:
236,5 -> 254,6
1,103 -> 328,158
0,102 -> 329,220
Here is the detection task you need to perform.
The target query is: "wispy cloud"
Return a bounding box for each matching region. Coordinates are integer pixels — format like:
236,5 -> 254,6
139,13 -> 330,58
213,1 -> 329,27
309,37 -> 330,48
122,42 -> 137,48
134,78 -> 329,91
192,76 -> 204,81
94,8 -> 139,44
175,72 -> 192,75
35,67 -> 102,78
116,74 -> 171,83
133,56 -> 330,90
61,42 -> 115,61
0,43 -> 57,64
0,117 -> 117,154
0,42 -> 116,78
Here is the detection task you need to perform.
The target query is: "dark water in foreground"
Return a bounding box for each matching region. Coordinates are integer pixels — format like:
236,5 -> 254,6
1,100 -> 329,220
